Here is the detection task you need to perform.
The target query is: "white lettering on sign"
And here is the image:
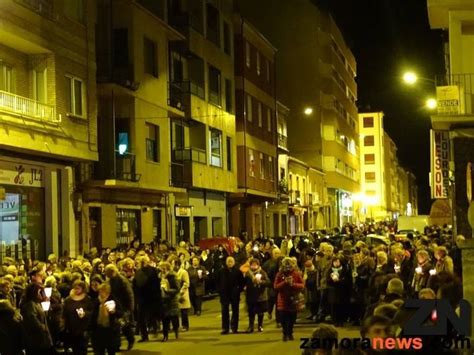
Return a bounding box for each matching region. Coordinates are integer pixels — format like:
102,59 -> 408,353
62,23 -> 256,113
0,160 -> 44,187
430,130 -> 450,199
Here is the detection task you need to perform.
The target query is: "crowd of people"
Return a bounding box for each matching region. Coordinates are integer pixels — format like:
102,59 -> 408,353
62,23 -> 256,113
0,222 -> 466,354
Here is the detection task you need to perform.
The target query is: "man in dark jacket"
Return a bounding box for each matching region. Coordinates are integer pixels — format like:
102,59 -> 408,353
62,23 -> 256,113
133,255 -> 161,342
188,257 -> 208,315
0,299 -> 23,355
262,248 -> 281,322
105,264 -> 135,350
216,256 -> 244,334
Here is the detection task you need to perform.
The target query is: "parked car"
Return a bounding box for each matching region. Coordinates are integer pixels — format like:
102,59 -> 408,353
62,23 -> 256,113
198,236 -> 242,255
365,234 -> 390,247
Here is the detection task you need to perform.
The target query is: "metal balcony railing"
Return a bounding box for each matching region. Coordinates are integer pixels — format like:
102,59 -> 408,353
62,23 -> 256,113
172,147 -> 207,164
278,133 -> 288,149
116,152 -> 141,182
435,73 -> 474,115
170,161 -> 192,187
0,90 -> 57,123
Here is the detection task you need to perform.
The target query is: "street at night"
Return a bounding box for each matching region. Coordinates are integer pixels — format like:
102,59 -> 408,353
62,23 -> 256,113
1,0 -> 474,354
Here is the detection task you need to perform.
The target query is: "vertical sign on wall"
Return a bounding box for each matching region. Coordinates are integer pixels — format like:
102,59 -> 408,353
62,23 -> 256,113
430,130 -> 450,199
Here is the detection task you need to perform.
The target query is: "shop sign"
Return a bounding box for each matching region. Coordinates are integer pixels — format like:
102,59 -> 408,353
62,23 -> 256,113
175,206 -> 192,217
436,85 -> 460,115
0,160 -> 44,188
430,130 -> 450,199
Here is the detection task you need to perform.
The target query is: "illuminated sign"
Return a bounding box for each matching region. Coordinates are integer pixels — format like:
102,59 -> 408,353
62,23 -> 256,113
430,130 -> 450,199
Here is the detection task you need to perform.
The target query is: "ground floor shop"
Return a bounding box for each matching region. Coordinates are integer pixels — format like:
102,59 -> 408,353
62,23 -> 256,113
328,188 -> 355,228
0,156 -> 75,261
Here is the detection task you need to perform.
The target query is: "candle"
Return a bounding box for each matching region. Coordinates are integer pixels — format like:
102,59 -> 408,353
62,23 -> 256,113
415,266 -> 422,274
104,300 -> 116,312
255,273 -> 262,282
44,287 -> 52,298
429,269 -> 436,276
41,301 -> 51,312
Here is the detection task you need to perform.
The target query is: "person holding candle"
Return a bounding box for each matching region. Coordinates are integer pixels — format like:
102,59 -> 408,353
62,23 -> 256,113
158,261 -> 180,342
90,283 -> 122,355
244,258 -> 270,333
434,246 -> 454,274
20,283 -> 54,354
63,280 -> 92,355
187,257 -> 207,316
411,250 -> 432,295
326,255 -> 351,327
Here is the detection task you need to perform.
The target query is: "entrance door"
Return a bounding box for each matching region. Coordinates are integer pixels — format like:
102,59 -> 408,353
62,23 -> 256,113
281,214 -> 287,236
212,217 -> 223,236
273,214 -> 279,237
176,217 -> 190,243
193,216 -> 207,243
89,207 -> 102,251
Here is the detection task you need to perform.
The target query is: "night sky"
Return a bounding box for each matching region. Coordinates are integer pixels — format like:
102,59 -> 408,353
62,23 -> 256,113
316,0 -> 445,214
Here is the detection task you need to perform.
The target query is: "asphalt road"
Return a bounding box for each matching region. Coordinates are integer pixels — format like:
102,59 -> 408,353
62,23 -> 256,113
125,297 -> 360,355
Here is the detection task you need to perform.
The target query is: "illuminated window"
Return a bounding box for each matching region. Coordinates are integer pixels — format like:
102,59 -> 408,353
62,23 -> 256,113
245,42 -> 251,67
364,154 -> 375,164
209,128 -> 222,167
66,75 -> 86,117
256,51 -> 261,76
268,156 -> 274,181
260,153 -> 264,179
364,135 -> 375,146
249,149 -> 255,177
363,116 -> 374,128
365,172 -> 376,182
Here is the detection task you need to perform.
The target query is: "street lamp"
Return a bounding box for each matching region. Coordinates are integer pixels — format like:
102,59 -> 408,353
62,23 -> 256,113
426,98 -> 437,110
403,71 -> 418,85
304,107 -> 313,115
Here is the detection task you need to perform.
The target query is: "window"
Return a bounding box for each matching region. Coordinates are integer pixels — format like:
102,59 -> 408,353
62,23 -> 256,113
66,75 -> 85,117
363,116 -> 374,128
267,108 -> 272,132
266,59 -> 271,82
33,68 -> 47,103
146,123 -> 159,162
256,51 -> 261,76
249,149 -> 255,177
280,167 -> 285,180
206,3 -> 220,46
246,95 -> 252,122
258,102 -> 262,127
269,156 -> 274,181
63,0 -> 84,23
0,63 -> 12,92
364,135 -> 375,146
208,65 -> 221,106
223,21 -> 231,55
365,172 -> 376,182
259,153 -> 264,179
113,28 -> 129,67
226,137 -> 232,171
364,154 -> 375,164
116,209 -> 140,246
209,128 -> 222,167
225,78 -> 233,113
144,37 -> 157,77
245,42 -> 251,67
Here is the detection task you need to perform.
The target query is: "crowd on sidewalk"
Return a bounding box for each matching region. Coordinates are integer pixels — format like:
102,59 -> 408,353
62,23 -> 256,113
0,222 -> 466,354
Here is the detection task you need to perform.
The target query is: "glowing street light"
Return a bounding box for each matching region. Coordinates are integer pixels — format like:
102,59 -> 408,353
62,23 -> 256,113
426,98 -> 437,110
403,71 -> 418,85
304,107 -> 313,115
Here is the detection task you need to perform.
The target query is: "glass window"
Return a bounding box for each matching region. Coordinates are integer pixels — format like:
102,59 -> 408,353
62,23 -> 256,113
365,172 -> 376,182
144,37 -> 158,77
225,78 -> 233,113
33,68 -> 47,103
0,64 -> 12,92
116,209 -> 140,247
266,58 -> 271,82
209,128 -> 222,167
146,123 -> 159,162
269,156 -> 274,181
363,116 -> 374,127
258,102 -> 262,127
66,75 -> 85,117
226,137 -> 232,171
364,135 -> 375,146
208,65 -> 221,106
206,3 -> 220,46
260,153 -> 264,179
247,95 -> 252,122
364,154 -> 375,164
223,21 -> 232,55
249,149 -> 255,177
267,108 -> 272,132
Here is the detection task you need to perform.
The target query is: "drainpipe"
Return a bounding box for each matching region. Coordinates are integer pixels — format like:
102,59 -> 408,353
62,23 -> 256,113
240,17 -> 248,235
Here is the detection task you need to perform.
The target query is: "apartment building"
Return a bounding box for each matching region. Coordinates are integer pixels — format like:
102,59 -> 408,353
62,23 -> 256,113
383,132 -> 401,218
0,0 -> 97,259
428,0 -> 474,237
167,0 -> 237,243
236,0 -> 359,228
227,16 -> 277,239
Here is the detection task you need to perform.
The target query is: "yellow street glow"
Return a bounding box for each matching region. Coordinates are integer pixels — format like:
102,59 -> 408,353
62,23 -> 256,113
403,71 -> 418,85
304,107 -> 313,115
426,98 -> 437,110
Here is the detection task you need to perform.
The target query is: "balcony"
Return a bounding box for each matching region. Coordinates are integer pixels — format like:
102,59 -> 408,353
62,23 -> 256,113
278,133 -> 288,150
172,147 -> 207,164
289,190 -> 301,205
115,152 -> 141,182
170,147 -> 206,187
15,0 -> 54,20
168,80 -> 205,112
0,90 -> 57,123
168,11 -> 204,35
278,179 -> 288,194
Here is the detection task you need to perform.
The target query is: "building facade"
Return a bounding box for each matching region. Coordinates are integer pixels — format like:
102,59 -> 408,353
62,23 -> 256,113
227,16 -> 277,239
0,0 -> 97,259
236,0 -> 359,228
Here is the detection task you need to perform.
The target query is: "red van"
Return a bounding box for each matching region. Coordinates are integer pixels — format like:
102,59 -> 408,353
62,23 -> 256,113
198,236 -> 242,255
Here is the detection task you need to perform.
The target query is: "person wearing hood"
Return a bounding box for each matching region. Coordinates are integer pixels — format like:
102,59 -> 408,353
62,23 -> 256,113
274,257 -> 304,341
411,249 -> 433,296
243,258 -> 270,333
326,255 -> 351,326
0,299 -> 23,355
63,280 -> 92,355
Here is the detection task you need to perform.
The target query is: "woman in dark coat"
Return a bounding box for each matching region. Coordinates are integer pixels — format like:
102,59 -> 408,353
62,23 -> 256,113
20,282 -> 54,354
0,299 -> 23,355
63,280 -> 92,355
244,258 -> 270,333
187,257 -> 208,316
411,249 -> 433,295
326,255 -> 351,326
159,261 -> 180,342
274,257 -> 304,341
90,283 -> 123,355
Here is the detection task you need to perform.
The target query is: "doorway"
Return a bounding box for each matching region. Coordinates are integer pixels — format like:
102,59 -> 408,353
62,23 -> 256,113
193,216 -> 207,243
176,217 -> 190,243
89,207 -> 102,251
273,214 -> 279,237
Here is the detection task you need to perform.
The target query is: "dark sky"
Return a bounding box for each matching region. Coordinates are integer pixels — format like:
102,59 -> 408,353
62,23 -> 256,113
316,0 -> 445,214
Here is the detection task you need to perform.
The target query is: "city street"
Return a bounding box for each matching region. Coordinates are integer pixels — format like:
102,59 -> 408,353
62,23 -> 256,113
127,297 -> 360,355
